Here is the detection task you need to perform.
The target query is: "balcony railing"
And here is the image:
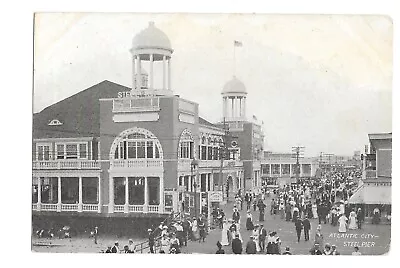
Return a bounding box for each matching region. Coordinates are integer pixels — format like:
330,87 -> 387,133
82,204 -> 99,212
111,159 -> 163,169
33,160 -> 100,170
129,205 -> 144,212
112,97 -> 160,113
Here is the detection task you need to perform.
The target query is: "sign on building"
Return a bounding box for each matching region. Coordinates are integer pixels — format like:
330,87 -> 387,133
208,191 -> 223,202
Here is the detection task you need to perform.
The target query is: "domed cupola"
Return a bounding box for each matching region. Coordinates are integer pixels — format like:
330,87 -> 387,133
130,22 -> 174,96
221,76 -> 247,121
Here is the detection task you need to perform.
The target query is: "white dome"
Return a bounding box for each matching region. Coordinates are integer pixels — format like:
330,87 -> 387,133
132,21 -> 172,51
222,76 -> 247,94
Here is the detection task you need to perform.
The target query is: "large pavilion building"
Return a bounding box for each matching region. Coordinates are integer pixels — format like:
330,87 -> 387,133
32,22 -> 264,228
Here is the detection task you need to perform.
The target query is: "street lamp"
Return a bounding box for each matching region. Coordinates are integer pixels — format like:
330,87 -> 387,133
191,158 -> 199,218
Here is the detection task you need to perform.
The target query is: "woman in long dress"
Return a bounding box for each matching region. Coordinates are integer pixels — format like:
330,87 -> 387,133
246,211 -> 254,231
314,225 -> 324,251
221,220 -> 230,246
192,218 -> 199,241
234,222 -> 243,242
348,209 -> 358,230
338,214 -> 348,233
252,225 -> 261,252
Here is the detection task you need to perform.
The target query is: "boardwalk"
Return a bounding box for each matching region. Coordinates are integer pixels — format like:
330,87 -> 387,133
182,195 -> 390,255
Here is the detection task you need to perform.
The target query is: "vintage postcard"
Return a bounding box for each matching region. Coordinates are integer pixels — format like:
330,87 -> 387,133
32,13 -> 392,255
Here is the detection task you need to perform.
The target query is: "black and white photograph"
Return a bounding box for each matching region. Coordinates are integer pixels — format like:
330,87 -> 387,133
31,12 -> 392,255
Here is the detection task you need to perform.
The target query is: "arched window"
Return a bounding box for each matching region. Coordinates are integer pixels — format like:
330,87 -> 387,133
112,128 -> 162,160
200,135 -> 207,160
178,129 -> 194,159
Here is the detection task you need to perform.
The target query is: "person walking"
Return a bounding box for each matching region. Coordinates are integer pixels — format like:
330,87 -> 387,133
303,216 -> 311,241
338,214 -> 348,233
348,209 -> 358,230
198,219 -> 206,243
258,200 -> 266,222
314,225 -> 324,251
246,210 -> 254,231
295,217 -> 303,243
259,224 -> 267,252
245,236 -> 257,254
147,228 -> 155,253
232,207 -> 240,224
93,226 -> 98,244
232,234 -> 243,254
356,208 -> 363,229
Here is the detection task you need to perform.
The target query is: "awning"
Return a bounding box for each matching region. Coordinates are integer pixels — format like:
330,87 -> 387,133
348,184 -> 391,205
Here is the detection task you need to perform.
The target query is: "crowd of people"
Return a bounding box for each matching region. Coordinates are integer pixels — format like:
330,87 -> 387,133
102,215 -> 209,254
213,170 -> 368,255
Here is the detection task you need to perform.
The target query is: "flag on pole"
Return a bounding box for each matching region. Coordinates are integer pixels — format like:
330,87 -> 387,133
234,40 -> 243,47
253,115 -> 257,120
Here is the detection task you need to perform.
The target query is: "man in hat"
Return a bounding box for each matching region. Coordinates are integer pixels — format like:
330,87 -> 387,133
294,217 -> 303,243
259,224 -> 267,252
232,207 -> 240,224
232,234 -> 243,254
331,245 -> 340,255
245,236 -> 257,254
302,216 -> 311,241
182,218 -> 191,246
356,208 -> 363,229
198,218 -> 206,243
147,228 -> 156,253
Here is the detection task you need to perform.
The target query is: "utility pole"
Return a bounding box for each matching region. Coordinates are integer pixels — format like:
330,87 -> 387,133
292,146 -> 305,185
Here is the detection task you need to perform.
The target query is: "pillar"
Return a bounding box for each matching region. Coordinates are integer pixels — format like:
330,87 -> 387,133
149,54 -> 154,90
137,55 -> 141,89
144,177 -> 149,213
57,177 -> 62,212
108,176 -> 114,213
168,57 -> 172,90
159,176 -> 164,213
222,97 -> 226,119
132,55 -> 136,90
231,97 -> 234,119
37,177 -> 41,211
162,55 -> 166,90
239,97 -> 242,117
78,177 -> 83,212
98,177 -> 101,213
279,164 -> 282,177
124,177 -> 129,213
269,164 -> 272,177
243,97 -> 246,118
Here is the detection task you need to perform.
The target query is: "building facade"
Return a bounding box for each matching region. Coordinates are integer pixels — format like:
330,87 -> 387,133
32,22 -> 262,222
260,152 -> 319,187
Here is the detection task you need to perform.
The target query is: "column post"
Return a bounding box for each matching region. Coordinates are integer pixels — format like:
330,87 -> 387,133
124,177 -> 129,213
168,57 -> 172,90
144,177 -> 149,213
108,176 -> 114,213
132,55 -> 136,90
57,177 -> 62,212
231,97 -> 234,119
269,164 -> 272,177
37,177 -> 42,211
149,54 -> 154,90
98,177 -> 101,213
162,55 -> 166,90
159,176 -> 164,213
243,97 -> 247,119
137,55 -> 141,90
78,177 -> 83,212
279,164 -> 282,177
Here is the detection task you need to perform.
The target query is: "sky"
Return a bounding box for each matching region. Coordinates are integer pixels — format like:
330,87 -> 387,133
33,13 -> 392,157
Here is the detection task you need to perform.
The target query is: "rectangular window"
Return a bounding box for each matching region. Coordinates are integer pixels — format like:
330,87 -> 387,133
201,145 -> 207,160
127,141 -> 136,159
57,144 -> 65,159
147,141 -> 154,158
208,146 -> 213,160
79,143 -> 87,159
66,144 -> 78,159
38,146 -> 44,161
43,145 -> 50,160
272,164 -> 280,175
189,142 -> 194,159
137,141 -> 146,158
155,145 -> 160,158
164,194 -> 173,207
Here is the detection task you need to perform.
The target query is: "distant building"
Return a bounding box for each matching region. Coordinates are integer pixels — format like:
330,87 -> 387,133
260,152 -> 319,187
349,133 -> 392,220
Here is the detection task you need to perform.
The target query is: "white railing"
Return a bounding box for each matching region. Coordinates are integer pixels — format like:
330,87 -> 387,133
33,160 -> 100,170
198,160 -> 221,168
227,121 -> 244,131
82,204 -> 99,212
148,205 -> 159,213
129,205 -> 144,212
32,203 -> 38,210
41,204 -> 58,211
111,159 -> 163,169
113,205 -> 125,212
113,97 -> 160,113
61,204 -> 78,211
